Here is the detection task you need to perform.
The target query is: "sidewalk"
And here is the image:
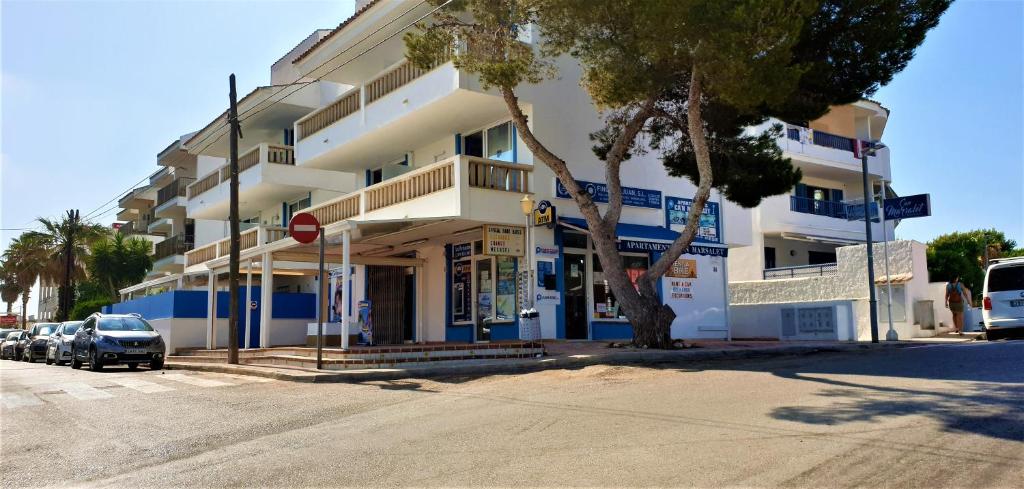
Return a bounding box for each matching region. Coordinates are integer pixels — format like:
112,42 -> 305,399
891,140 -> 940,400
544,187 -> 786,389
166,337 -> 961,383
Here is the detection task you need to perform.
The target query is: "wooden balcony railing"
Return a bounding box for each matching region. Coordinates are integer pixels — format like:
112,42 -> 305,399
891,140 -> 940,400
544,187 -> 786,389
184,226 -> 288,268
186,144 -> 295,200
365,160 -> 455,212
466,157 -> 530,193
157,177 -> 196,206
154,234 -> 194,261
296,52 -> 452,141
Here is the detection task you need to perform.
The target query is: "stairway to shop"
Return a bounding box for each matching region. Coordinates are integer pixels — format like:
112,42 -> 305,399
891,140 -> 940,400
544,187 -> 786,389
169,342 -> 546,371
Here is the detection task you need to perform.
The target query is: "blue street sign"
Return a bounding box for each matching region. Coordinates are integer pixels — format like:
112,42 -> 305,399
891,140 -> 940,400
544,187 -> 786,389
554,179 -> 662,209
883,194 -> 931,220
846,201 -> 880,222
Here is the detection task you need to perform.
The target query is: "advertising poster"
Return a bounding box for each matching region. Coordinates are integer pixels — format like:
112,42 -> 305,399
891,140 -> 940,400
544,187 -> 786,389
495,256 -> 517,321
357,300 -> 373,345
661,254 -> 726,339
536,260 -> 554,289
483,225 -> 525,256
452,260 -> 473,322
665,197 -> 721,244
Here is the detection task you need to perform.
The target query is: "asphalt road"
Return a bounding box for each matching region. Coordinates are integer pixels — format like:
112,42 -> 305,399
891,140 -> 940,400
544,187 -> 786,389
2,341 -> 1022,488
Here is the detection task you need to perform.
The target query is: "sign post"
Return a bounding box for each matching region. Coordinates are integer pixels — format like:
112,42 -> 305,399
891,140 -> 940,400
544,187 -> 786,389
289,212 -> 323,368
880,192 -> 931,341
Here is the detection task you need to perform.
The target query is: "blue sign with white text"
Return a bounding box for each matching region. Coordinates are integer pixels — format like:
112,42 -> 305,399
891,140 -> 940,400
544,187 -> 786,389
845,202 -> 880,222
617,239 -> 728,257
883,194 -> 931,220
554,179 -> 662,209
665,197 -> 722,244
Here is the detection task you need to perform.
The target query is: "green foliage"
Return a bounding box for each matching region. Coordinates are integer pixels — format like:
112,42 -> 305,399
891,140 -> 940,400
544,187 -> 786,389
85,233 -> 153,301
927,229 -> 1018,298
24,212 -> 110,320
70,298 -> 110,321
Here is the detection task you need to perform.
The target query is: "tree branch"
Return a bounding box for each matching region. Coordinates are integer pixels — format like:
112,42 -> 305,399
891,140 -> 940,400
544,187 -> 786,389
602,97 -> 657,230
646,69 -> 714,281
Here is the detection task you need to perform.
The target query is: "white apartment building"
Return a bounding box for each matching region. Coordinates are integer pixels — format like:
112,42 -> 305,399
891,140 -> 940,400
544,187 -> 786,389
109,0 -> 896,352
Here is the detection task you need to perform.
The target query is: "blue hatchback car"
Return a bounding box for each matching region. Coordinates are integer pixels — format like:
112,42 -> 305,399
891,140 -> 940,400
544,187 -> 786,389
71,313 -> 165,371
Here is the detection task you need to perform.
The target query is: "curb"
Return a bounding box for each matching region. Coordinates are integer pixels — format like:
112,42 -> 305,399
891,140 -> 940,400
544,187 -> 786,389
167,341 -> 915,384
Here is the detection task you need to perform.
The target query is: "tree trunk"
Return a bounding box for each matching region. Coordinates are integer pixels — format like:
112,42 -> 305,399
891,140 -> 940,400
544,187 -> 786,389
20,294 -> 28,329
624,276 -> 676,348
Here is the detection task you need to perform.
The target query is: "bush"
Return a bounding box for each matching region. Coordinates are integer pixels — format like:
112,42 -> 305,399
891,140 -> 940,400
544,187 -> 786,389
70,298 -> 110,320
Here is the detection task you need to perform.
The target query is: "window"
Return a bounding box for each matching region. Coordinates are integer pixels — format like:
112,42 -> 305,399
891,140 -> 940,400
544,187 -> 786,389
286,196 -> 312,223
368,168 -> 384,185
987,265 -> 1024,292
592,254 -> 650,319
98,317 -> 154,332
462,121 -> 515,162
450,241 -> 519,325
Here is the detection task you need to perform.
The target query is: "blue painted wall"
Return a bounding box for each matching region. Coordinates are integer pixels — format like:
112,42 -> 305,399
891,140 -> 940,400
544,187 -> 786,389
592,322 -> 633,340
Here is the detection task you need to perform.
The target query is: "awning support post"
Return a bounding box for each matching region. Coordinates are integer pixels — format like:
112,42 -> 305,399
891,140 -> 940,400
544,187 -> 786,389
341,229 -> 351,351
206,270 -> 216,350
260,252 -> 273,348
244,259 -> 253,349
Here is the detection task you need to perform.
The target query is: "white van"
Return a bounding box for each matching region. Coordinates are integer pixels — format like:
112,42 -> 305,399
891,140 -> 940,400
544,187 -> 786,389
982,257 -> 1024,340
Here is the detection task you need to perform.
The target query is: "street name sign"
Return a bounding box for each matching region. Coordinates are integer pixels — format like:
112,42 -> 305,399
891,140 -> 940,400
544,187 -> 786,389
883,194 -> 931,220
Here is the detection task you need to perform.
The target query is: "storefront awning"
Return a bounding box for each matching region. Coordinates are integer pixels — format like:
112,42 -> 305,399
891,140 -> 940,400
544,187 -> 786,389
558,217 -> 728,257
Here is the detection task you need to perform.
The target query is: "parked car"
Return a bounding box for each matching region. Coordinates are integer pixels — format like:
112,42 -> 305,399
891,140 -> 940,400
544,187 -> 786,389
46,321 -> 83,366
1,331 -> 27,360
983,257 -> 1024,341
21,323 -> 59,362
71,313 -> 165,371
0,328 -> 19,345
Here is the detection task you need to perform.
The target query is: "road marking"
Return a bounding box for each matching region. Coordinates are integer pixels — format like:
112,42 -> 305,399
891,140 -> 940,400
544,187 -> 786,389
161,373 -> 234,387
59,382 -> 114,400
214,373 -> 274,383
107,377 -> 175,393
1,392 -> 44,409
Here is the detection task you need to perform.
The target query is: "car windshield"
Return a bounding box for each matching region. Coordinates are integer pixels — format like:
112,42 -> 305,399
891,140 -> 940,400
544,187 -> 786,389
6,332 -> 20,340
989,265 -> 1024,293
63,323 -> 82,335
34,325 -> 55,336
97,317 -> 154,332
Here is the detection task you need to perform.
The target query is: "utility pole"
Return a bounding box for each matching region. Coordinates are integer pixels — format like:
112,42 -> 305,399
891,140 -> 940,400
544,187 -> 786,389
860,144 -> 879,343
227,74 -> 241,364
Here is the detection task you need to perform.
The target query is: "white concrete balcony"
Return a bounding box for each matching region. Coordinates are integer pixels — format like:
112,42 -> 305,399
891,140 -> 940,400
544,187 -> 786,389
777,124 -> 891,180
186,143 -> 356,220
303,155 -> 533,228
154,177 -> 194,218
184,226 -> 288,270
152,234 -> 192,275
147,217 -> 173,236
295,60 -> 510,171
759,194 -> 891,244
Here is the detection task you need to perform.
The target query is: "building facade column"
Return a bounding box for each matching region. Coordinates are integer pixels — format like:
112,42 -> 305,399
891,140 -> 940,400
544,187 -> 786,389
206,269 -> 216,350
260,252 -> 273,348
341,230 -> 351,350
244,258 -> 253,349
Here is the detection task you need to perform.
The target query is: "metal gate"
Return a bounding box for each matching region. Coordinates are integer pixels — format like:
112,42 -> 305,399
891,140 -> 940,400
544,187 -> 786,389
367,265 -> 408,345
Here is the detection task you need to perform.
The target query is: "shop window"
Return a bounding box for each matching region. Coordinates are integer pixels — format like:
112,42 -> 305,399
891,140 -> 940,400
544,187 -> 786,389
563,231 -> 588,249
450,241 -> 519,326
592,254 -> 649,319
286,195 -> 311,223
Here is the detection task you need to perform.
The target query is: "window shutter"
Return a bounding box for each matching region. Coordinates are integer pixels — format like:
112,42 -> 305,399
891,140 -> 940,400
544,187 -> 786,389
832,189 -> 844,202
795,183 -> 807,198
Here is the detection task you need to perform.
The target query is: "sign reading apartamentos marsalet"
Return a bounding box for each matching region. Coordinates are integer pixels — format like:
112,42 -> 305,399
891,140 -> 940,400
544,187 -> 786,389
484,225 -> 525,256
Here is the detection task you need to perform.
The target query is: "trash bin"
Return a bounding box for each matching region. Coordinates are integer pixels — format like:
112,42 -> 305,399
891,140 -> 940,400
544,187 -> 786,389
519,308 -> 541,341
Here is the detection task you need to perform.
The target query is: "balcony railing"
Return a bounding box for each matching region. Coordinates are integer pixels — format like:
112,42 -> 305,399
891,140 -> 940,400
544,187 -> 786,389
119,217 -> 158,236
187,144 -> 295,200
297,51 -> 452,142
184,226 -> 288,268
763,263 -> 839,280
786,126 -> 857,153
153,234 -> 194,261
790,196 -> 848,219
156,177 -> 196,206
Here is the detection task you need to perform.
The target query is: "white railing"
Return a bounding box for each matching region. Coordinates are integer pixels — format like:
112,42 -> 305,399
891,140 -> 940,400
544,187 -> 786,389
184,226 -> 288,268
186,144 -> 295,200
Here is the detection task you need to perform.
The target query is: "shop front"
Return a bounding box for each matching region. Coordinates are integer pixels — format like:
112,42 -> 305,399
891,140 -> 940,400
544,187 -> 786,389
446,225 -> 525,343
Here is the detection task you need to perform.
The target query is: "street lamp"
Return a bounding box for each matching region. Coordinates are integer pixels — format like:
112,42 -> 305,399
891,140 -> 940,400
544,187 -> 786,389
520,195 -> 535,308
860,141 -> 886,343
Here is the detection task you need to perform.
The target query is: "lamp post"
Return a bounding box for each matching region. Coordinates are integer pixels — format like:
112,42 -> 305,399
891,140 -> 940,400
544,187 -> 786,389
520,195 -> 535,308
880,179 -> 898,341
860,141 -> 886,343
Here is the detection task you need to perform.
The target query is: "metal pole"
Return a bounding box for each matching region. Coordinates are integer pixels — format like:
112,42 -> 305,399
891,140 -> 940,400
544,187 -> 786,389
719,191 -> 731,341
341,230 -> 351,350
880,182 -> 897,341
861,149 -> 879,343
316,232 -> 325,370
227,74 -> 240,364
244,259 -> 252,349
526,214 -> 533,308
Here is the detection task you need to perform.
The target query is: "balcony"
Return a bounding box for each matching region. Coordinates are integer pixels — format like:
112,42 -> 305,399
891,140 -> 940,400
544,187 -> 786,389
147,217 -> 173,235
120,218 -> 165,238
152,234 -> 194,274
185,226 -> 288,269
295,59 -> 511,171
790,196 -> 847,220
155,177 -> 195,217
304,155 -> 532,228
186,143 -> 355,220
763,263 -> 838,280
777,124 -> 890,179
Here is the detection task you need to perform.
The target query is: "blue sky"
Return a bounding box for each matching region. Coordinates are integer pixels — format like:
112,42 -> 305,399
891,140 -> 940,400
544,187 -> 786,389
1,0 -> 1022,314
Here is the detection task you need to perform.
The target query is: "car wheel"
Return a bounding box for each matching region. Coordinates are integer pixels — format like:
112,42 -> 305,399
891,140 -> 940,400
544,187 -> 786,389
89,348 -> 103,371
150,359 -> 164,371
45,352 -> 53,365
70,348 -> 82,369
128,363 -> 138,371
987,329 -> 1003,341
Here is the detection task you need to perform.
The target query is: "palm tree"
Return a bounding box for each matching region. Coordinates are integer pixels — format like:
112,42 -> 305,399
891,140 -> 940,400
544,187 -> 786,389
0,260 -> 22,314
24,211 -> 109,321
87,233 -> 153,301
2,235 -> 48,328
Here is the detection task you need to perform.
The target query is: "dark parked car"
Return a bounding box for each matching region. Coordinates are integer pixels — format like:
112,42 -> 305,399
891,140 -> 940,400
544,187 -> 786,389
71,313 -> 165,371
46,321 -> 83,365
21,323 -> 58,362
1,330 -> 27,360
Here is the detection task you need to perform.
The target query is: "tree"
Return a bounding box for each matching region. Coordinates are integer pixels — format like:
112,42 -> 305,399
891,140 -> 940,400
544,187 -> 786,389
0,261 -> 21,314
85,233 -> 153,301
927,229 -> 1018,299
406,0 -> 949,347
24,211 -> 109,321
2,235 -> 49,328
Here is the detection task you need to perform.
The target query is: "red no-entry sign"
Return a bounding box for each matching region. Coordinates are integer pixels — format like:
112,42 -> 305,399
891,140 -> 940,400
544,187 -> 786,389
289,212 -> 321,244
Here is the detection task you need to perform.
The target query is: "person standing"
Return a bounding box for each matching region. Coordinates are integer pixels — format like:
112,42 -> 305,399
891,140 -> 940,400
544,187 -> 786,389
945,276 -> 972,335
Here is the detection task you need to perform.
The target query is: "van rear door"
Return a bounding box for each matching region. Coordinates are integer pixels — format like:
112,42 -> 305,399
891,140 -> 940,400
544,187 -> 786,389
987,264 -> 1024,321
